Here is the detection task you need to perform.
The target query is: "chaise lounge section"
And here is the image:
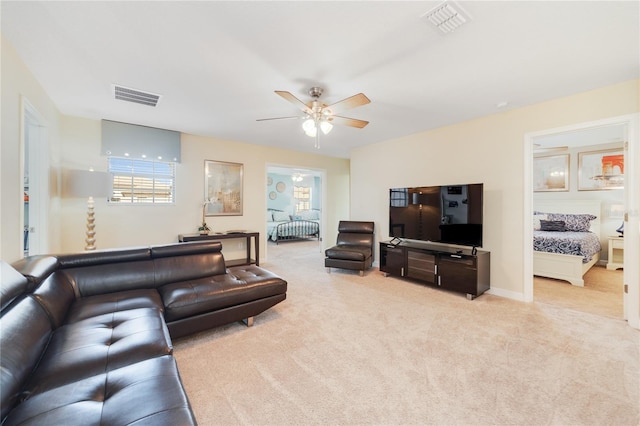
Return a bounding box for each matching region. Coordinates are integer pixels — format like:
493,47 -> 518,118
1,241 -> 287,425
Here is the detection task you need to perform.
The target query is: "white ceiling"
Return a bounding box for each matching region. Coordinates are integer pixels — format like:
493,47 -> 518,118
2,1 -> 638,159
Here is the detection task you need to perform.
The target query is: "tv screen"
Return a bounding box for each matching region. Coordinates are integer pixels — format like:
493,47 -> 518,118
389,183 -> 483,247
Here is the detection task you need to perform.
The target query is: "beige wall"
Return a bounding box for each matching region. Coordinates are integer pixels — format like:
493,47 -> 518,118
58,117 -> 350,262
1,35 -> 62,262
350,80 -> 639,299
2,35 -> 349,264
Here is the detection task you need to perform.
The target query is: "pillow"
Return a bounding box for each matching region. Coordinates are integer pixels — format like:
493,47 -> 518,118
273,211 -> 290,222
300,210 -> 319,220
533,214 -> 547,231
266,211 -> 273,222
540,220 -> 566,232
546,213 -> 596,232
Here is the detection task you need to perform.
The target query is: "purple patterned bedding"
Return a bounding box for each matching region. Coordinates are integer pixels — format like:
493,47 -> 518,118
533,231 -> 601,263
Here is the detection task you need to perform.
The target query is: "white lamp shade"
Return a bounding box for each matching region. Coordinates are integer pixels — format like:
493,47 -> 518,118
320,120 -> 333,135
63,169 -> 111,198
302,118 -> 317,137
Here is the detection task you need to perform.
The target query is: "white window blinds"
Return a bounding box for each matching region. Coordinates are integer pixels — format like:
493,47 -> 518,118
108,157 -> 175,204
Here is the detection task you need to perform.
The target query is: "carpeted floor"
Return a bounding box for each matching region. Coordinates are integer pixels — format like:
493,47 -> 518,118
173,241 -> 639,425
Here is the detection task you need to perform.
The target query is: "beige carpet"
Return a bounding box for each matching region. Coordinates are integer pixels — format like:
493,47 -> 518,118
534,266 -> 624,319
173,241 -> 639,425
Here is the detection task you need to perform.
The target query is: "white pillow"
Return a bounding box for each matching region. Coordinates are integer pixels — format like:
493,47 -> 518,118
300,210 -> 319,220
266,211 -> 273,222
533,214 -> 547,231
273,211 -> 290,221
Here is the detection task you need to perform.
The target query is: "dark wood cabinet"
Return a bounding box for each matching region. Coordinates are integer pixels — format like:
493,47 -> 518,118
380,244 -> 405,276
379,242 -> 490,300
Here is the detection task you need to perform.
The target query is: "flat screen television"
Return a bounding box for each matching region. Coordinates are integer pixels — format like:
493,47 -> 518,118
389,183 -> 483,247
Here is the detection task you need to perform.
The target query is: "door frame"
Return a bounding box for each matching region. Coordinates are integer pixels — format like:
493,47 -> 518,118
523,113 -> 639,329
265,163 -> 326,258
20,96 -> 49,256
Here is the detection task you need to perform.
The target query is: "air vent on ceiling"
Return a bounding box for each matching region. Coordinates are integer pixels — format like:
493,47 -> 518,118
421,1 -> 471,34
113,85 -> 161,107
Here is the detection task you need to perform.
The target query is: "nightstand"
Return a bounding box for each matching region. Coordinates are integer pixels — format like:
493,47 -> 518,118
606,236 -> 624,270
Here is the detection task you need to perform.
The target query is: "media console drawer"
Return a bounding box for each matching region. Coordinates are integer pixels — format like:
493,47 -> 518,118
407,251 -> 436,283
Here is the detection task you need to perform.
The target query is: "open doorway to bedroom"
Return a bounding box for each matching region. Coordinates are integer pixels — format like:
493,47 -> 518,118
265,165 -> 324,259
526,118 -> 635,321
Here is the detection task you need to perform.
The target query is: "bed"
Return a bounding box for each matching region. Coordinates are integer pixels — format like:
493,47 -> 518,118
267,209 -> 320,244
533,200 -> 602,287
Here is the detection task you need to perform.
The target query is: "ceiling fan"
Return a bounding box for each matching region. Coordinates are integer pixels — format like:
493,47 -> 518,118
257,87 -> 370,148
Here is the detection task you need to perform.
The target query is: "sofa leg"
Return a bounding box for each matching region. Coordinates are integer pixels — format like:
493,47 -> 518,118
243,317 -> 254,327
359,270 -> 364,277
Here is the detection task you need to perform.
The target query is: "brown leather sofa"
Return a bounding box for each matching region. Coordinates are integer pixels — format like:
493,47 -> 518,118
0,241 -> 287,425
324,221 -> 375,276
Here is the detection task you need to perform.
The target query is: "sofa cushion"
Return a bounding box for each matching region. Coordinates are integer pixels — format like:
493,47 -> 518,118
9,256 -> 58,290
153,251 -> 226,286
59,260 -> 156,298
3,356 -> 196,426
0,261 -> 30,312
30,272 -> 76,329
0,297 -> 52,420
24,307 -> 172,393
325,245 -> 372,262
65,288 -> 164,323
159,266 -> 287,322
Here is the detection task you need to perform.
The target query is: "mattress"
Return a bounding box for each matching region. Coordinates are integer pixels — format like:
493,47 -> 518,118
533,230 -> 601,263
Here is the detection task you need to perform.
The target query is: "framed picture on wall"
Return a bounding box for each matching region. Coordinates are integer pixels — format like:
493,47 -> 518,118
204,160 -> 243,216
533,154 -> 569,192
578,148 -> 624,191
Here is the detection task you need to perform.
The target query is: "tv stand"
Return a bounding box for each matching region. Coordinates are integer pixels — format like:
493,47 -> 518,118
379,241 -> 490,300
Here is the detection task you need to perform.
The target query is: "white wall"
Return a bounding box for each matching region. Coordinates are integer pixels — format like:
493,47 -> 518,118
1,35 -> 62,262
350,80 -> 639,299
58,117 -> 350,263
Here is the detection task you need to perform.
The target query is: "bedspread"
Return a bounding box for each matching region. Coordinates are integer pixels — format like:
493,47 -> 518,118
533,230 -> 601,263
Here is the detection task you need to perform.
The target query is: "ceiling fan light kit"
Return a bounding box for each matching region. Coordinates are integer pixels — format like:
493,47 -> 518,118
258,86 -> 370,150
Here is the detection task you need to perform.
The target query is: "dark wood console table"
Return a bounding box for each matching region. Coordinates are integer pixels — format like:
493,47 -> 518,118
178,232 -> 259,267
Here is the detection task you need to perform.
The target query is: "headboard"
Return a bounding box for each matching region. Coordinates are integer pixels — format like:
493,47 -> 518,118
534,200 -> 601,235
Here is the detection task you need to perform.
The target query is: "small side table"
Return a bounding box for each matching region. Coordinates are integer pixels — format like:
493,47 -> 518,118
606,236 -> 624,270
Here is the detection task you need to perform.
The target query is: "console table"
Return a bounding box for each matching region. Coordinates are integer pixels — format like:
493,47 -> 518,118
179,232 -> 259,267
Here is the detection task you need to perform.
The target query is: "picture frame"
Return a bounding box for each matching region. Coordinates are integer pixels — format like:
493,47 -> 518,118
533,154 -> 569,192
204,160 -> 243,216
578,148 -> 624,191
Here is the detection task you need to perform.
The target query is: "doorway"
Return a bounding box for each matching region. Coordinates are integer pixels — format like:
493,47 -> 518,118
524,114 -> 639,329
265,165 -> 325,260
21,97 -> 48,256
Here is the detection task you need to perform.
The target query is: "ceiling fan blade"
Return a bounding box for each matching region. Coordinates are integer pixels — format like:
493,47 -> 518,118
324,93 -> 370,115
329,115 -> 369,129
256,116 -> 302,122
275,91 -> 313,115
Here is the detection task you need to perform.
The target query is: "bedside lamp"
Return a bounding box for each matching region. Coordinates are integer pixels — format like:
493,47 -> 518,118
616,222 -> 624,236
63,169 -> 110,250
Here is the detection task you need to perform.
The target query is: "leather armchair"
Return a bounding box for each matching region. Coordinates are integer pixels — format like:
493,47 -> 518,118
324,221 -> 375,276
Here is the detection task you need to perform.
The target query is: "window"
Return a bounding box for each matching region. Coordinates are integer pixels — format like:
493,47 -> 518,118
108,157 -> 175,204
293,185 -> 311,212
390,188 -> 409,207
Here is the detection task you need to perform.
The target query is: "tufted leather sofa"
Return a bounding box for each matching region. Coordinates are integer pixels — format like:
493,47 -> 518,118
0,241 -> 287,425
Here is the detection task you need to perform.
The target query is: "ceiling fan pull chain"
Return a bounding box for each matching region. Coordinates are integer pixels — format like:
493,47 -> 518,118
315,117 -> 320,149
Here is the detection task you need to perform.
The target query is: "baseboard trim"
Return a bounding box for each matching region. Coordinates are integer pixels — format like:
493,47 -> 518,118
486,287 -> 526,302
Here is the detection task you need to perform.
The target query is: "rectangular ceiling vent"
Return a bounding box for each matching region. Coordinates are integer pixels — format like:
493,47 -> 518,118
113,85 -> 161,107
421,1 -> 472,34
